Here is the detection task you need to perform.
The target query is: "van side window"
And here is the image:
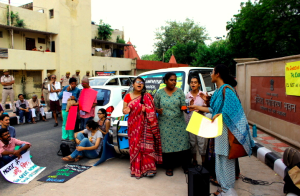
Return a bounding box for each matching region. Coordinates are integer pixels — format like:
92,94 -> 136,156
189,69 -> 216,92
120,78 -> 130,86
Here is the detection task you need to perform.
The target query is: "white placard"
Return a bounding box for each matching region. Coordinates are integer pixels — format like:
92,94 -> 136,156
62,92 -> 73,103
119,121 -> 128,127
0,151 -> 46,184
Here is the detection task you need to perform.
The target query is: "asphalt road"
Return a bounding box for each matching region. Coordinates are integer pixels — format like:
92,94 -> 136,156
0,119 -> 91,195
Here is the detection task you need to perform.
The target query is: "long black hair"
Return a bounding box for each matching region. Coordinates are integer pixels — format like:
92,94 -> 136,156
132,77 -> 146,104
163,72 -> 176,84
214,64 -> 237,87
98,108 -> 107,118
86,120 -> 99,130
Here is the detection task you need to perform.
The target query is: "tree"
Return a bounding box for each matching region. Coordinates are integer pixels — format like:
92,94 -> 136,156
141,54 -> 160,61
97,20 -> 113,41
227,0 -> 300,60
116,36 -> 126,44
192,40 -> 236,74
164,42 -> 199,64
154,18 -> 208,60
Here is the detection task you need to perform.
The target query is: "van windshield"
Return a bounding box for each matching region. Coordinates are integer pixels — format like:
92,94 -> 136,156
89,78 -> 107,86
126,71 -> 185,97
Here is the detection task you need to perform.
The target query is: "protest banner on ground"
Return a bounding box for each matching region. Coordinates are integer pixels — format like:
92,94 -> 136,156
186,112 -> 223,138
38,164 -> 91,183
285,61 -> 300,96
0,151 -> 46,184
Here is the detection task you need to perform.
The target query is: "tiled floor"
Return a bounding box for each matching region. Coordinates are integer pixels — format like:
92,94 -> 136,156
250,126 -> 291,156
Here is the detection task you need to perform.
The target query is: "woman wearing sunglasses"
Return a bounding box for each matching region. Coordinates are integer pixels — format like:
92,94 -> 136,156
123,77 -> 162,179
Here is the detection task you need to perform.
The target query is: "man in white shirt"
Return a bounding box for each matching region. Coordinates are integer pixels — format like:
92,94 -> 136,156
48,75 -> 61,127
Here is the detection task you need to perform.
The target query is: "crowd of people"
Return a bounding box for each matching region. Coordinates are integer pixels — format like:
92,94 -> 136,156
0,65 -> 254,195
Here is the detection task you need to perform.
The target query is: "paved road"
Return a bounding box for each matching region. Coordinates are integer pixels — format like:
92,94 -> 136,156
0,119 -> 91,195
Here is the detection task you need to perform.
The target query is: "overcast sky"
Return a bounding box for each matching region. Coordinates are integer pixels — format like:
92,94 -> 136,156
2,0 -> 244,57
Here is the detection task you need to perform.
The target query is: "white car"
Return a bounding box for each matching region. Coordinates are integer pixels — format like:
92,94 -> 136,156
78,75 -> 136,89
91,86 -> 128,122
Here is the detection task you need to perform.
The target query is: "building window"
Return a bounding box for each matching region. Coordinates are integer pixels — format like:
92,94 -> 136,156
49,9 -> 54,18
38,38 -> 46,44
0,31 -> 3,38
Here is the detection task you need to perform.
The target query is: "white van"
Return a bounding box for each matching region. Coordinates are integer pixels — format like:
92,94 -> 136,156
111,67 -> 216,154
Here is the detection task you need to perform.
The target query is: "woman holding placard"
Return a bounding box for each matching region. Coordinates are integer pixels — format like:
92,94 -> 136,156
188,64 -> 254,195
154,72 -> 190,176
185,75 -> 208,166
123,77 -> 162,179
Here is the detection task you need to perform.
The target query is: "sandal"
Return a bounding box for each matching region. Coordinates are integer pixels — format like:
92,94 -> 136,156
62,156 -> 75,162
74,156 -> 84,162
146,172 -> 156,177
166,169 -> 173,176
210,178 -> 221,187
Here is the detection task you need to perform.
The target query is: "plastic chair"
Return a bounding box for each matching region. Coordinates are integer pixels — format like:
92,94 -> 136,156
94,132 -> 115,166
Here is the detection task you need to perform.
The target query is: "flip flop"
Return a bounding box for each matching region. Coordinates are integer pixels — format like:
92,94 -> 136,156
62,156 -> 75,162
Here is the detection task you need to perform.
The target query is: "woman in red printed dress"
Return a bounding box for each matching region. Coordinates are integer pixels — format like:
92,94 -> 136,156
123,77 -> 163,179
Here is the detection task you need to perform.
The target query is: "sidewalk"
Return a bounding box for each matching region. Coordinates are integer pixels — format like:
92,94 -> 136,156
10,155 -> 282,196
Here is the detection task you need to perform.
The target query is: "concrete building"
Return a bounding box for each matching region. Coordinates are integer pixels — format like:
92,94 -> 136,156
0,0 -> 135,99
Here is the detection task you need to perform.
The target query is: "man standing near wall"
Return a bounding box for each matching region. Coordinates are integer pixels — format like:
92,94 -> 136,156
82,71 -> 91,81
1,70 -> 15,112
61,72 -> 70,89
42,73 -> 51,111
72,70 -> 80,85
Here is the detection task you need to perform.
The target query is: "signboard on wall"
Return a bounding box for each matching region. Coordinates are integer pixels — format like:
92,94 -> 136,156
96,71 -> 115,76
251,76 -> 300,126
285,61 -> 300,96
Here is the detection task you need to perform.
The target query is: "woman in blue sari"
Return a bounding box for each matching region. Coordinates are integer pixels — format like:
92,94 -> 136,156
189,64 -> 254,195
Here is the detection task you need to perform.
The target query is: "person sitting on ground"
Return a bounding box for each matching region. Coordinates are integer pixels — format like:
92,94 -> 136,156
0,114 -> 16,138
16,94 -> 32,125
0,128 -> 31,168
28,94 -> 47,123
62,120 -> 103,162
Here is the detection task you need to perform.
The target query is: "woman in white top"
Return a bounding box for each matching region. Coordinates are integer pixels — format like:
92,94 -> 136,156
62,120 -> 103,162
185,76 -> 208,166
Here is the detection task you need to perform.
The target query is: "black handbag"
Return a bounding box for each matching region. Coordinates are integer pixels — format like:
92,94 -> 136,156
57,140 -> 76,156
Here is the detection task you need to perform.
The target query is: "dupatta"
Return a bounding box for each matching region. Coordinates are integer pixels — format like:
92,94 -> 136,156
209,84 -> 254,156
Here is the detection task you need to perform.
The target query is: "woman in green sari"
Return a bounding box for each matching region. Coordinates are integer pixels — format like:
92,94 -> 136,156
154,72 -> 190,176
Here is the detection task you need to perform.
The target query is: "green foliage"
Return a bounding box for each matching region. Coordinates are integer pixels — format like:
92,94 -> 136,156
6,6 -> 25,28
97,20 -> 113,41
154,18 -> 208,60
141,54 -> 160,61
164,42 -> 199,64
227,0 -> 300,60
116,36 -> 126,44
192,40 -> 236,75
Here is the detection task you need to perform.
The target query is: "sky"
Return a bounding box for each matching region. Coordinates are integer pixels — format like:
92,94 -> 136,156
1,0 -> 244,57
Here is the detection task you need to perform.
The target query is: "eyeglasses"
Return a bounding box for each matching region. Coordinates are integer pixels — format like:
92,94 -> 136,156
135,81 -> 144,84
51,77 -> 56,79
97,113 -> 103,114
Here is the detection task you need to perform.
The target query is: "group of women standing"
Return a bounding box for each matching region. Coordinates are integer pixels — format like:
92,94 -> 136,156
123,64 -> 254,195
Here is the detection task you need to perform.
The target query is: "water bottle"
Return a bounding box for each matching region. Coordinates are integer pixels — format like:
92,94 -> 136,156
185,99 -> 190,114
252,124 -> 257,138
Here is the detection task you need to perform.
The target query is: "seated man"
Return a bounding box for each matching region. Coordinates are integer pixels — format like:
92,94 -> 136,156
0,114 -> 16,138
16,94 -> 32,124
28,94 -> 47,123
0,128 -> 31,168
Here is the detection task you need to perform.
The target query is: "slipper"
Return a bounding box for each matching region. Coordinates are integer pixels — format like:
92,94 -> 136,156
210,178 -> 221,187
74,156 -> 84,162
166,169 -> 173,176
146,172 -> 156,177
42,119 -> 48,122
32,121 -> 37,124
62,156 -> 75,162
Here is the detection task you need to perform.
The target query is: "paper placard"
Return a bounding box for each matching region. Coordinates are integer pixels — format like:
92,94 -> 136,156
0,151 -> 46,184
62,92 -> 72,103
65,106 -> 78,130
78,88 -> 98,112
186,112 -> 223,138
285,61 -> 300,96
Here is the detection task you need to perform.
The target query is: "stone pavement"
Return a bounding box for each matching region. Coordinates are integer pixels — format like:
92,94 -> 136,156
14,155 -> 283,196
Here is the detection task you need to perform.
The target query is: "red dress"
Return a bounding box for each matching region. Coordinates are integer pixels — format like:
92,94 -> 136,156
124,93 -> 162,179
